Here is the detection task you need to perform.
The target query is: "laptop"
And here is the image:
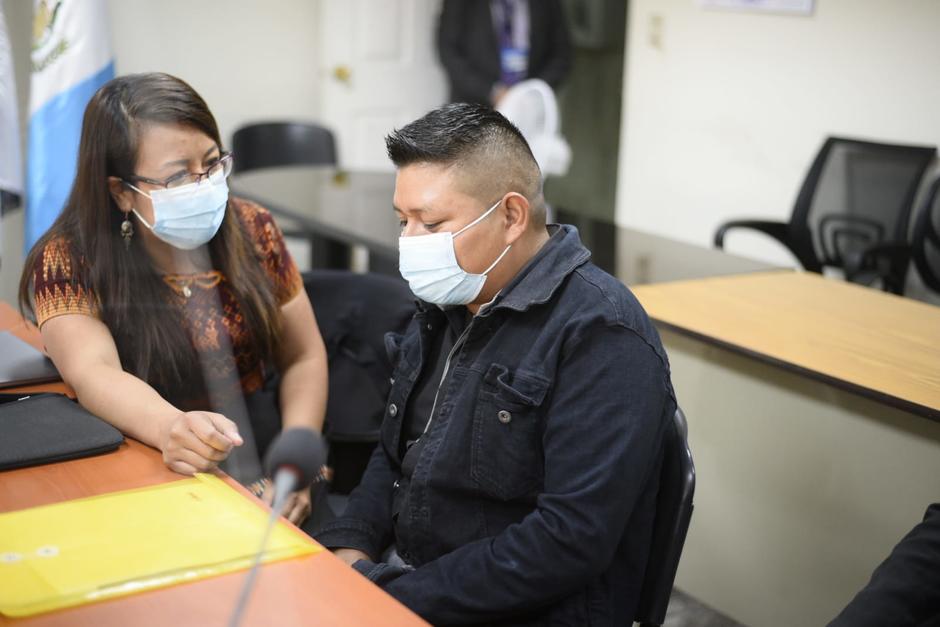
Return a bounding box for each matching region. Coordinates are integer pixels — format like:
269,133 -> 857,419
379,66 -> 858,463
0,331 -> 60,389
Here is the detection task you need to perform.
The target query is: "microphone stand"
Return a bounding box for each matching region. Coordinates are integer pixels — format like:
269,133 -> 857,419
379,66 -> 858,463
227,471 -> 296,627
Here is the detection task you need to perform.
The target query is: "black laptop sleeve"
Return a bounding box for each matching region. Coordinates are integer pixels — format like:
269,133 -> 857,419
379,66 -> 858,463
0,393 -> 125,471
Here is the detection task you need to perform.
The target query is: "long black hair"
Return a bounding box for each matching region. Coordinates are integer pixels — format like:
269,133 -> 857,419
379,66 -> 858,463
20,72 -> 282,403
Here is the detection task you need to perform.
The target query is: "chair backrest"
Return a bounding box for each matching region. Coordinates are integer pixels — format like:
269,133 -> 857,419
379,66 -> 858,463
911,176 -> 940,295
302,270 -> 414,441
231,122 -> 337,174
635,407 -> 696,627
788,137 -> 936,272
496,78 -> 571,177
301,270 -> 415,491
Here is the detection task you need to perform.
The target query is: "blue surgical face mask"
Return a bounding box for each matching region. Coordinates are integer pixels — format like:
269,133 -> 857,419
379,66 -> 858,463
128,170 -> 229,250
399,199 -> 512,305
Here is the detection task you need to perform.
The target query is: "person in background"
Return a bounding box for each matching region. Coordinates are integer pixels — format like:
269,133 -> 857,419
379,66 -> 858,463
315,103 -> 674,626
437,0 -> 572,106
19,72 -> 328,528
829,503 -> 940,627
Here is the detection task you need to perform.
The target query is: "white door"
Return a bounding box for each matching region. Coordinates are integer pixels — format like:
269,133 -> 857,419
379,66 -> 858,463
318,0 -> 448,171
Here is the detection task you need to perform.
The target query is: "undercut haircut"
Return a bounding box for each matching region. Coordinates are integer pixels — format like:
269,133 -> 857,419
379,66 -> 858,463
386,103 -> 545,226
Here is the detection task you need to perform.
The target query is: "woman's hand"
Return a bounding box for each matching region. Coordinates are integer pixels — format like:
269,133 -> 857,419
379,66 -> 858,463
158,411 -> 243,475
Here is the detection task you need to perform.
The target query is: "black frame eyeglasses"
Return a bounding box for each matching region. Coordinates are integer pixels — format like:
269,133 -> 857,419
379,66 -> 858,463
125,152 -> 234,190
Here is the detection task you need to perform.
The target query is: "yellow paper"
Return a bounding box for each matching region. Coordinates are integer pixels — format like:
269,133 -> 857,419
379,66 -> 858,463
0,474 -> 320,617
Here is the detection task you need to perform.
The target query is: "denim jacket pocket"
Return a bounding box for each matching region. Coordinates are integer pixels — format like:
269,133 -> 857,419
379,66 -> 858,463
471,363 -> 551,501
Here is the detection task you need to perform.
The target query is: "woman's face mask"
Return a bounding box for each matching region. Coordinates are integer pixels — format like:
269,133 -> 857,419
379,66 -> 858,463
127,169 -> 229,250
398,198 -> 512,305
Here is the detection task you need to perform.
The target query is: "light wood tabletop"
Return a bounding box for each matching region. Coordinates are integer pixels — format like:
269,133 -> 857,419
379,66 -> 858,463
630,271 -> 940,420
0,302 -> 427,627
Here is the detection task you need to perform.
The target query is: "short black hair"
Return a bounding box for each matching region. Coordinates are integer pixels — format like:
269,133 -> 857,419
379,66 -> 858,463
386,103 -> 534,167
386,103 -> 544,223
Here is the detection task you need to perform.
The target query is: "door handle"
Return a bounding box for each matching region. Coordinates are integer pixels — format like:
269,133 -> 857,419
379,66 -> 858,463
332,65 -> 352,84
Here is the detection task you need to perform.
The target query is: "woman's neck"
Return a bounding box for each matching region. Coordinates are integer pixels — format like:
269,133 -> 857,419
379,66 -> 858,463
139,228 -> 212,275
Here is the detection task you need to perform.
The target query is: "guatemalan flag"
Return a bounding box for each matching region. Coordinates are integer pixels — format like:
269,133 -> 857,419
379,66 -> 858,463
26,0 -> 114,250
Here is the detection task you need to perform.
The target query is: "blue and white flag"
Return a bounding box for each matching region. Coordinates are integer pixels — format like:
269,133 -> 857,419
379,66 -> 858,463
26,0 -> 114,249
0,6 -> 22,198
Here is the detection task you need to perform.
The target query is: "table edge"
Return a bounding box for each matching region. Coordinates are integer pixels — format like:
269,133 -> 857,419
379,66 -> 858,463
229,188 -> 399,258
653,318 -> 940,423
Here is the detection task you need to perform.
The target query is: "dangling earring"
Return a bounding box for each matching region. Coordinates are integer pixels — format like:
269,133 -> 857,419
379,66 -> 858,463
121,211 -> 134,248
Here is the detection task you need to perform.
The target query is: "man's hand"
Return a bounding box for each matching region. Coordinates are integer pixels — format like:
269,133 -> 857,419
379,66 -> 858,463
334,548 -> 370,566
158,411 -> 243,475
259,483 -> 313,526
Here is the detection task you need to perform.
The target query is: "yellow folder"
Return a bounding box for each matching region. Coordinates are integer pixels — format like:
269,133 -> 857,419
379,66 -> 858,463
0,473 -> 320,617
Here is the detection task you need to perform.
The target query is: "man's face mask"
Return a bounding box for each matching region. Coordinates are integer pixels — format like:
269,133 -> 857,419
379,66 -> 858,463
398,198 -> 512,305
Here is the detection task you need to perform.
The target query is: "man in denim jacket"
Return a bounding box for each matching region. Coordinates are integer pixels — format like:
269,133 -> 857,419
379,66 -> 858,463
315,103 -> 676,626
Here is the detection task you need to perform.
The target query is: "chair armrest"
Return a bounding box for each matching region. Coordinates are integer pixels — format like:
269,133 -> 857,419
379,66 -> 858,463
847,241 -> 911,272
713,219 -> 790,250
844,241 -> 912,294
860,242 -> 911,262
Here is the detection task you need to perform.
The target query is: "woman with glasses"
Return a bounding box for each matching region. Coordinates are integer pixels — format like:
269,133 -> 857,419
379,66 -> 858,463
19,73 -> 328,527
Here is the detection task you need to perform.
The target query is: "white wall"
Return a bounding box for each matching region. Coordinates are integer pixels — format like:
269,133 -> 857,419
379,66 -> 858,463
0,0 -> 322,303
107,0 -> 321,147
616,0 -> 940,266
1,0 -> 33,305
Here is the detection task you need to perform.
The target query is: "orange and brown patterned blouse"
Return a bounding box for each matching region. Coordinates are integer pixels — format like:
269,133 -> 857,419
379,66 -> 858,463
31,198 -> 303,400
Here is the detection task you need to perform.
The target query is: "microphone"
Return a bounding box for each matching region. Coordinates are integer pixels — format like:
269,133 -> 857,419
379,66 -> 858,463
229,427 -> 327,627
263,427 -> 327,513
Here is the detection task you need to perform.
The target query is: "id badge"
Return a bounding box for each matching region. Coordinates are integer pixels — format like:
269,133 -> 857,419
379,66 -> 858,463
500,45 -> 529,82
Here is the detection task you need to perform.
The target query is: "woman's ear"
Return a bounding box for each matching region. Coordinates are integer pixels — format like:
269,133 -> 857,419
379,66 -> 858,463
502,192 -> 530,245
107,176 -> 133,212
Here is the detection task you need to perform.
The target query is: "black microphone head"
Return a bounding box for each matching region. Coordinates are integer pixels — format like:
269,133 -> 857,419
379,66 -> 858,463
263,427 -> 327,488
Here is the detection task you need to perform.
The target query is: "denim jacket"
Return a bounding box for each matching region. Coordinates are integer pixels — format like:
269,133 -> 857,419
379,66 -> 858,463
315,225 -> 676,626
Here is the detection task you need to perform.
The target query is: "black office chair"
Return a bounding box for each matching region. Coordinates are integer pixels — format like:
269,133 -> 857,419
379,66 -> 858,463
231,122 -> 337,174
231,121 -> 348,269
714,137 -> 936,294
634,407 -> 696,627
301,270 -> 415,496
1,189 -> 21,214
911,176 -> 940,296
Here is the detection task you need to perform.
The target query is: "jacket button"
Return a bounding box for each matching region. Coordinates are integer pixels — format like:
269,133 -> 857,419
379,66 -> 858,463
426,323 -> 433,331
393,480 -> 400,489
389,377 -> 395,385
389,403 -> 398,417
497,410 -> 512,424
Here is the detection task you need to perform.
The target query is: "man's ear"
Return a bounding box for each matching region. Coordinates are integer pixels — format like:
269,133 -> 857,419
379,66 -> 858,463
502,192 -> 530,245
107,176 -> 133,212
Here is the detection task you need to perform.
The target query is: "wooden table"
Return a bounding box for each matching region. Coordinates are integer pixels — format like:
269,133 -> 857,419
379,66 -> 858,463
630,270 -> 940,627
231,167 -> 402,268
631,270 -> 940,421
0,304 -> 426,627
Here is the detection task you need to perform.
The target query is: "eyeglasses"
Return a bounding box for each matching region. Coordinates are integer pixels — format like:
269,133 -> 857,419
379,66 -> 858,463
125,152 -> 234,190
